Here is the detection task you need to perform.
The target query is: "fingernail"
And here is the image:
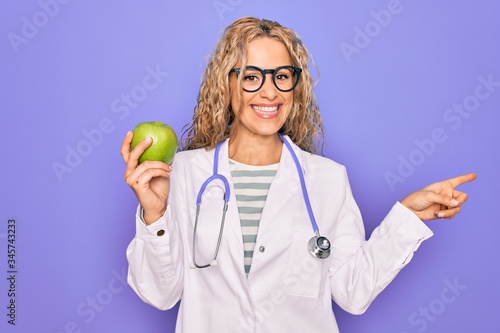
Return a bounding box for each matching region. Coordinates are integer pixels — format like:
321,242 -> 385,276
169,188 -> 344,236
451,199 -> 459,206
127,131 -> 132,136
146,136 -> 152,143
437,211 -> 445,218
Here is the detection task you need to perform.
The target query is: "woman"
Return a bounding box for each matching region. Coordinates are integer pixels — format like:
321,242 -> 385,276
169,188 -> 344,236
121,17 -> 475,333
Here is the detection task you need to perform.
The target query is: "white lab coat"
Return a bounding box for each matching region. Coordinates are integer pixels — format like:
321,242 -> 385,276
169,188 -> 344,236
126,136 -> 433,333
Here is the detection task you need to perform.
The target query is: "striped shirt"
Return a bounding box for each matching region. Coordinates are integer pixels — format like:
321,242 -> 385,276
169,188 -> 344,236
229,159 -> 278,275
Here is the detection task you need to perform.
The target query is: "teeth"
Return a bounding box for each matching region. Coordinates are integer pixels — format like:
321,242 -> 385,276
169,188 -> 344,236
252,105 -> 278,113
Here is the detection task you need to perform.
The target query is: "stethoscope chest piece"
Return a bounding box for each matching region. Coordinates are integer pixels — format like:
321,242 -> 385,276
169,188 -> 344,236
308,235 -> 331,259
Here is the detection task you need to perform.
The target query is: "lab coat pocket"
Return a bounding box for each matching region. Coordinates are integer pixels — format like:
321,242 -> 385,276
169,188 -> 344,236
283,231 -> 325,299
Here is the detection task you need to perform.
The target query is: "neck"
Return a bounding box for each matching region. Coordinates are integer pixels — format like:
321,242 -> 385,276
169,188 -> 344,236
228,134 -> 283,166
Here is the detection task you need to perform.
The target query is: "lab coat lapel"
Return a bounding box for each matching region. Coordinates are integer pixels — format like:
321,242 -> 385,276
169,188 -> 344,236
257,136 -> 302,239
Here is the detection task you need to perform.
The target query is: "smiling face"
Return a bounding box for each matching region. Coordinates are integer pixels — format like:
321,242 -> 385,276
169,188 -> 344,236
229,37 -> 294,141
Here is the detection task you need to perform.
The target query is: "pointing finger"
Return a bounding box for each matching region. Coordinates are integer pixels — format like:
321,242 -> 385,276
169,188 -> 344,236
448,173 -> 477,188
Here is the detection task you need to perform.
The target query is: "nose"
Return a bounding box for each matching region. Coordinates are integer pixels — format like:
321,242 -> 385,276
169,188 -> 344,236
259,73 -> 278,99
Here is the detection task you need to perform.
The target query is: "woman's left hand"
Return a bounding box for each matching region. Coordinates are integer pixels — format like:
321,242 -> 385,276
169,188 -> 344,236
401,173 -> 477,220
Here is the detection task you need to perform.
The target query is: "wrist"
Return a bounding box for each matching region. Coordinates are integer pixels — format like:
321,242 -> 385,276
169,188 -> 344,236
143,208 -> 165,225
400,197 -> 411,211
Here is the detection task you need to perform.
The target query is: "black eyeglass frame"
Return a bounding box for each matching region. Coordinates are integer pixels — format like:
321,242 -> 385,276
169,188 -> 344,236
230,65 -> 302,93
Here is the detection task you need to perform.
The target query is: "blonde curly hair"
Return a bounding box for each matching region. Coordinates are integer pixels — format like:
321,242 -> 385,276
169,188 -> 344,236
181,17 -> 324,154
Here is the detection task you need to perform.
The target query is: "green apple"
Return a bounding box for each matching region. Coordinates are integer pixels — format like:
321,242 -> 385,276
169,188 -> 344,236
131,121 -> 178,164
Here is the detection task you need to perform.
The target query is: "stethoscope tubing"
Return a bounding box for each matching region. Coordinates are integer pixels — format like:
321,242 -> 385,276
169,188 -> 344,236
192,142 -> 230,268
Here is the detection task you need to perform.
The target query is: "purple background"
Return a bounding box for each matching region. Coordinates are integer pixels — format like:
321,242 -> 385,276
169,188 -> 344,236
1,1 -> 499,332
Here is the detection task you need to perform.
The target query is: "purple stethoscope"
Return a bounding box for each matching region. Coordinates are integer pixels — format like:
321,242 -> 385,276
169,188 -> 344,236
190,134 -> 331,269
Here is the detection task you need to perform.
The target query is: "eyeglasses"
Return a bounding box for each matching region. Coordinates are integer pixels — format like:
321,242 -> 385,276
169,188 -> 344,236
230,65 -> 302,93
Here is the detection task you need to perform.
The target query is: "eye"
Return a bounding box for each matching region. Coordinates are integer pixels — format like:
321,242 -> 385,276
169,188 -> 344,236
275,73 -> 290,81
243,74 -> 260,82
275,68 -> 293,81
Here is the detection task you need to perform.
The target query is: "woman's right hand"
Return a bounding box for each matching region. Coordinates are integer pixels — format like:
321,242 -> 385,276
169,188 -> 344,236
120,131 -> 172,225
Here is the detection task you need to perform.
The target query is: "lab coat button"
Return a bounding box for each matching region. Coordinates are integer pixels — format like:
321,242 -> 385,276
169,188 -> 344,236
259,246 -> 265,253
157,229 -> 165,236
